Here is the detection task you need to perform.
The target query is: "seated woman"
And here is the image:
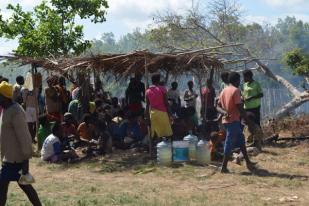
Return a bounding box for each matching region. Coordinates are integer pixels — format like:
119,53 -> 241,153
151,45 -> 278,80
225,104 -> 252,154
41,122 -> 76,163
62,113 -> 78,139
92,99 -> 113,154
77,114 -> 96,142
116,112 -> 144,149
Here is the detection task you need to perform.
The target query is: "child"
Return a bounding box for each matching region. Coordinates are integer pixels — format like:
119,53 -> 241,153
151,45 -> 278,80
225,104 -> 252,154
209,131 -> 225,161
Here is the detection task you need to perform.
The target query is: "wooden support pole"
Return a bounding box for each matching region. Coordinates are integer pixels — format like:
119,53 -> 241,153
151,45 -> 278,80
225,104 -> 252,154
31,64 -> 40,150
144,55 -> 152,157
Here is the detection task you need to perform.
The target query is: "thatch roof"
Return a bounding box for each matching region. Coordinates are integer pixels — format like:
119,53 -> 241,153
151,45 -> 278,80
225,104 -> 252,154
0,43 -> 247,78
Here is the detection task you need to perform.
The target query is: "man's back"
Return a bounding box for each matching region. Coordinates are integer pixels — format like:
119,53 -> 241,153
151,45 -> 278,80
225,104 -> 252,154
219,85 -> 242,124
146,85 -> 167,112
41,134 -> 61,161
0,103 -> 33,162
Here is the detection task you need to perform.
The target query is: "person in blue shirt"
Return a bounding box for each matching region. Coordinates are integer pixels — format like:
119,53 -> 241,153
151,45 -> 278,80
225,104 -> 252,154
118,112 -> 144,148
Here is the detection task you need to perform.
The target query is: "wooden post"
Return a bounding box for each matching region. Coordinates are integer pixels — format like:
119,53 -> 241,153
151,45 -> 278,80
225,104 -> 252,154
165,70 -> 169,85
31,64 -> 40,150
144,55 -> 152,157
197,71 -> 204,122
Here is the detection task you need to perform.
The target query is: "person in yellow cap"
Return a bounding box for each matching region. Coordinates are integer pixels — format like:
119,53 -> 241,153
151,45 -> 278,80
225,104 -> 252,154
0,81 -> 42,206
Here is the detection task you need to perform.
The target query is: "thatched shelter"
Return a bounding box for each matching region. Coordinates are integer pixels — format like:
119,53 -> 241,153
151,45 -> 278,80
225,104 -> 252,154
0,44 -> 248,80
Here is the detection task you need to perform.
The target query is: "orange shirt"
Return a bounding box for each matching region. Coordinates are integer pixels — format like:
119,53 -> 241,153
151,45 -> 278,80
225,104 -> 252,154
77,122 -> 95,141
218,85 -> 242,124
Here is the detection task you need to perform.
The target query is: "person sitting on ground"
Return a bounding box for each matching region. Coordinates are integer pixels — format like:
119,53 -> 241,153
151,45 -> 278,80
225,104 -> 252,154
62,113 -> 78,139
37,115 -> 53,150
243,112 -> 263,151
41,122 -> 77,163
118,112 -> 145,148
12,75 -> 25,104
217,72 -> 257,173
209,131 -> 225,161
167,81 -> 181,116
77,114 -> 96,142
92,99 -> 112,154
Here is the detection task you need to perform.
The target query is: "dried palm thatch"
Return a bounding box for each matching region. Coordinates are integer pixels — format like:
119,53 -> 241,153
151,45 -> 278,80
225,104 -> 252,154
0,44 -> 247,78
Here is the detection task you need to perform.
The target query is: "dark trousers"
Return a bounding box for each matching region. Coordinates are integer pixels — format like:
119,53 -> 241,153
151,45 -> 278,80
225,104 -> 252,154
245,106 -> 261,126
0,162 -> 42,206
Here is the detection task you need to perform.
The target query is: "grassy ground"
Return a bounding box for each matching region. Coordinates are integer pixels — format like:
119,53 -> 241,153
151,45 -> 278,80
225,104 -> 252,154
6,142 -> 309,206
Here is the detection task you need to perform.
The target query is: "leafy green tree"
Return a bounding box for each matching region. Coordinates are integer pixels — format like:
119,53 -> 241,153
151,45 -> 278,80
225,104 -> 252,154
0,0 -> 108,57
284,48 -> 309,77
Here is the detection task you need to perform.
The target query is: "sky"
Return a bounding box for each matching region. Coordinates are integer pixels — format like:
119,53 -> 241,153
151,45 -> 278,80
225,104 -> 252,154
1,0 -> 309,55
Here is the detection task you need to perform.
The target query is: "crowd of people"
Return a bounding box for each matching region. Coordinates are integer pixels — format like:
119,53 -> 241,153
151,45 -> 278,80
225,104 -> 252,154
0,69 -> 264,205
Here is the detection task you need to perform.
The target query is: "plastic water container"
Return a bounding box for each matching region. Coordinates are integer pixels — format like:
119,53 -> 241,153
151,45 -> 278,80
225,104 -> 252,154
157,140 -> 172,166
196,140 -> 211,165
172,141 -> 189,162
183,131 -> 198,161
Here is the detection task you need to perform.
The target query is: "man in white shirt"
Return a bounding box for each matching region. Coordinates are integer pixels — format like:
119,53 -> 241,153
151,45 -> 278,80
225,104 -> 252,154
41,122 -> 63,162
184,80 -> 198,109
183,80 -> 199,127
167,82 -> 181,115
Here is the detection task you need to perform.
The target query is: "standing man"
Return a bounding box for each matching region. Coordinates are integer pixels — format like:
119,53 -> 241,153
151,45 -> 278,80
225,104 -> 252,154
22,87 -> 39,143
184,80 -> 199,127
45,76 -> 61,121
167,81 -> 181,116
220,72 -> 229,92
243,70 -> 263,126
217,72 -> 256,173
12,75 -> 25,104
201,79 -> 216,121
0,81 -> 42,206
125,73 -> 145,115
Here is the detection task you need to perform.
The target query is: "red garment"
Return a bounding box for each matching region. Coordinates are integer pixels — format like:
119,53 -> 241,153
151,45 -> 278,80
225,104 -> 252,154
62,124 -> 77,137
128,103 -> 143,113
146,85 -> 168,112
47,113 -> 62,122
202,87 -> 216,109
